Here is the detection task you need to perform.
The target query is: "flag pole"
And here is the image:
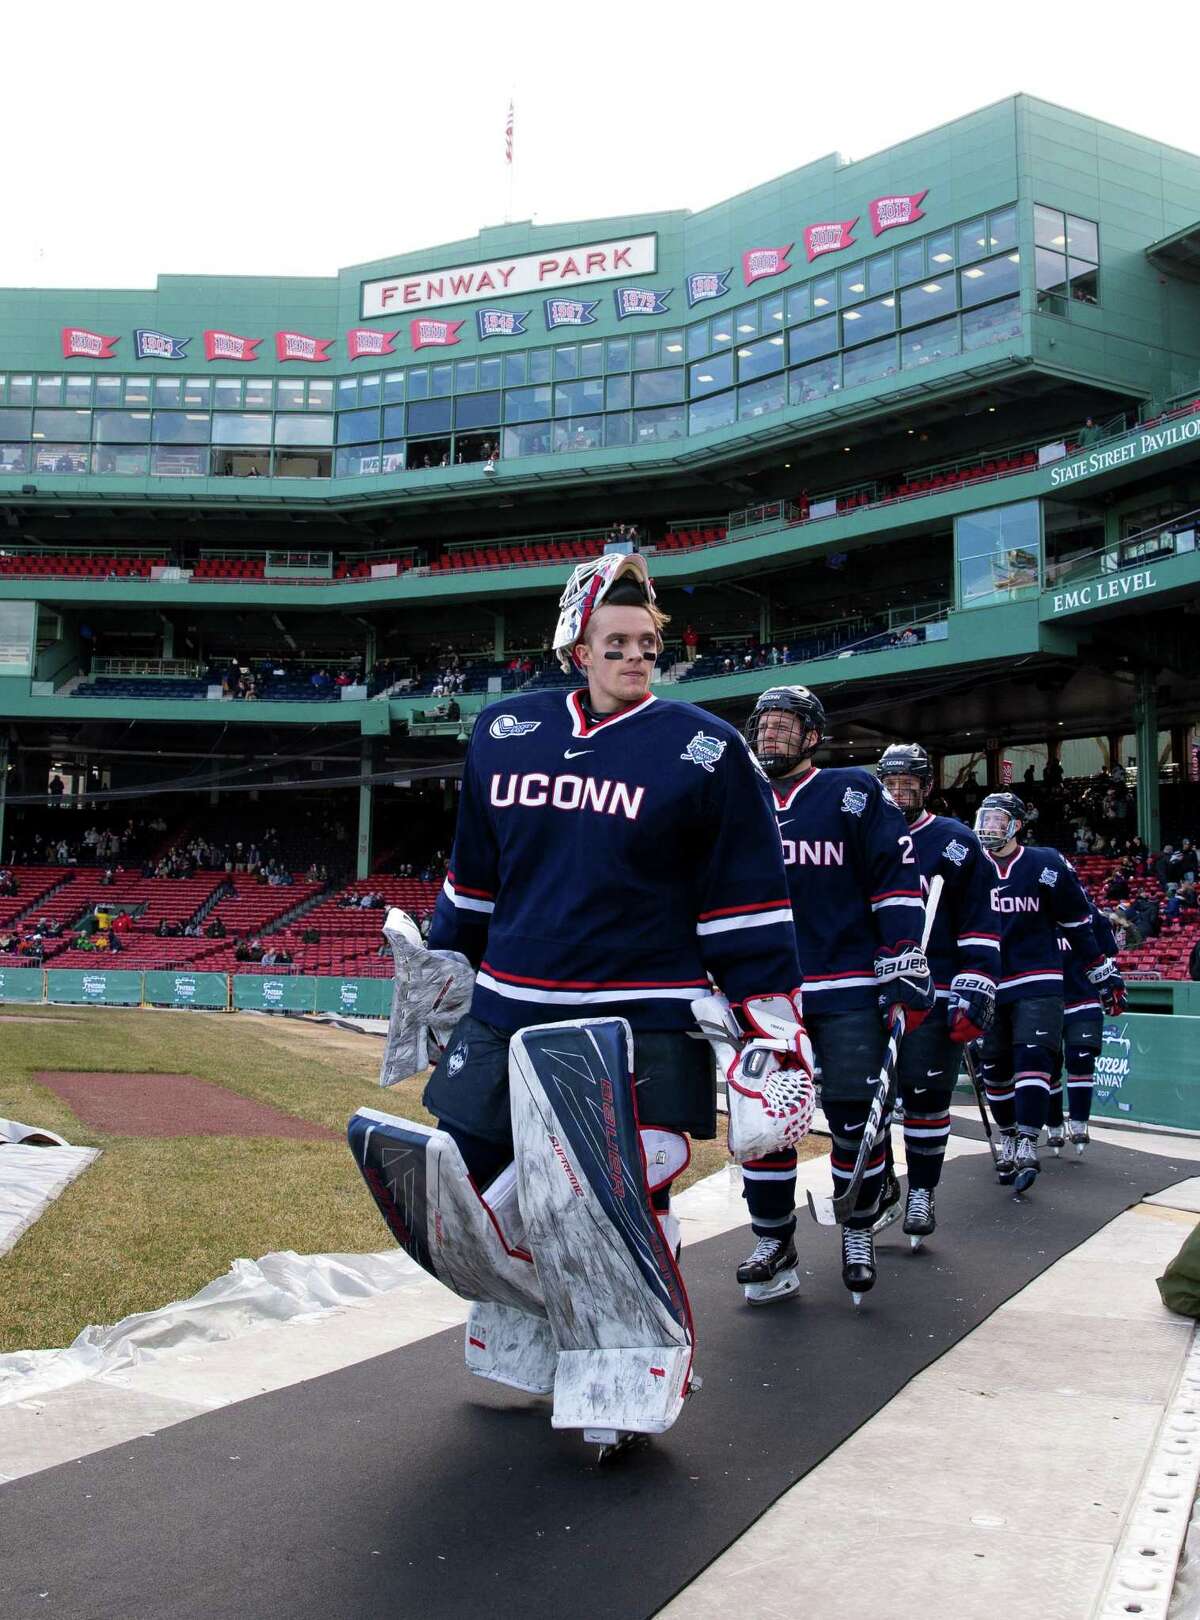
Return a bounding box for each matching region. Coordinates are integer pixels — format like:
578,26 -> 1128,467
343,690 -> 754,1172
505,97 -> 514,224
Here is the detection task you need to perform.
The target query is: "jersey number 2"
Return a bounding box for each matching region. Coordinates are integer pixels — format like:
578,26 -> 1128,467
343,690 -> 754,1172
899,836 -> 917,865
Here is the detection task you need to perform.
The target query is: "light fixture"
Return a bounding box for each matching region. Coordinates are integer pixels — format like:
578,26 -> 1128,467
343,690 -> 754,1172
882,296 -> 895,307
849,281 -> 865,293
844,309 -> 860,320
1052,234 -> 1065,246
737,323 -> 755,333
931,252 -> 953,264
769,336 -> 784,345
697,374 -> 713,383
813,296 -> 828,307
843,445 -> 851,452
714,330 -> 731,341
964,267 -> 985,279
737,349 -> 752,358
921,283 -> 942,294
773,311 -> 785,321
665,342 -> 682,353
1008,252 -> 1020,263
907,428 -> 915,435
784,462 -> 791,468
987,405 -> 996,413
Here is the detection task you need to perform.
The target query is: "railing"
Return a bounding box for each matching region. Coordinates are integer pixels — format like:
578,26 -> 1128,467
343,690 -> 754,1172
1045,507 -> 1200,588
92,658 -> 202,678
729,500 -> 803,532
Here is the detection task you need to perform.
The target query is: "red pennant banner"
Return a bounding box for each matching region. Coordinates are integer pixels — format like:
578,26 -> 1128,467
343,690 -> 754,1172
410,318 -> 464,351
61,327 -> 118,360
803,219 -> 858,262
203,330 -> 261,363
869,191 -> 928,236
275,331 -> 332,363
742,245 -> 793,285
346,328 -> 400,360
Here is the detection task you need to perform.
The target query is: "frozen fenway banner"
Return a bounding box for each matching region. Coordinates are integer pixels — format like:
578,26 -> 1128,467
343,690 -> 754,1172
544,298 -> 598,329
361,234 -> 657,318
476,308 -> 529,340
275,331 -> 332,363
347,328 -> 399,360
686,269 -> 731,306
61,327 -> 118,360
613,286 -> 671,319
410,318 -> 464,351
204,330 -> 261,363
135,329 -> 189,360
804,219 -> 857,261
870,191 -> 928,235
742,246 -> 792,286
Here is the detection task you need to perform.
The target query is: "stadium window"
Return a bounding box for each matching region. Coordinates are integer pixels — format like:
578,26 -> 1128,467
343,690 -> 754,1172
243,379 -> 272,410
960,251 -> 1020,307
64,375 -> 93,407
337,377 -> 359,410
382,405 -> 405,437
579,342 -> 603,376
152,412 -> 210,444
151,445 -> 206,476
336,445 -> 382,477
737,376 -> 786,420
211,411 -> 272,444
687,321 -> 709,360
454,431 -> 495,464
454,390 -> 502,429
32,444 -> 87,473
788,356 -> 839,404
92,445 -> 149,475
383,370 -> 407,402
1067,215 -> 1099,263
360,372 -> 382,406
734,304 -> 759,339
381,439 -> 406,473
925,230 -> 956,273
688,390 -> 737,435
153,377 -> 181,409
276,378 -> 305,411
528,350 -> 552,384
93,410 -> 152,444
1034,204 -> 1066,250
895,241 -> 924,284
1035,247 -> 1069,315
95,376 -> 121,408
554,378 -> 604,416
838,263 -> 867,306
632,334 -> 657,369
841,336 -> 898,389
478,357 -> 502,389
0,444 -> 30,472
33,409 -> 92,441
867,253 -> 894,295
337,408 -> 380,444
407,367 -> 430,400
0,409 -> 31,440
9,375 -> 33,405
689,351 -> 734,397
661,329 -> 685,358
307,380 -> 333,411
430,365 -> 453,398
502,420 -> 552,458
988,206 -> 1017,253
1069,260 -> 1099,305
408,434 -> 452,468
503,353 -> 527,387
962,296 -> 1021,350
455,360 -> 479,392
957,217 -> 988,264
954,500 -> 1040,608
553,414 -> 603,452
554,346 -> 578,381
710,320 -> 733,348
634,404 -> 686,442
273,449 -> 331,478
214,378 -> 243,410
900,278 -> 956,325
0,375 -> 6,404
606,374 -> 632,410
504,385 -> 552,424
604,412 -> 633,447
407,397 -> 452,435
901,316 -> 960,369
735,338 -> 784,384
811,274 -> 835,311
183,377 -> 211,409
786,284 -> 811,325
605,337 -> 630,371
759,293 -> 786,330
633,367 -> 685,406
36,375 -> 63,406
788,315 -> 837,364
841,296 -> 894,345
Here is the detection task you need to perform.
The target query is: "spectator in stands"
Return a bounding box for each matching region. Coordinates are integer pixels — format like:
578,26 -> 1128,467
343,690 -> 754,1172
1180,840 -> 1199,882
205,916 -> 227,938
1105,865 -> 1132,903
1078,416 -> 1101,448
1156,845 -> 1185,888
1180,880 -> 1199,914
682,623 -> 699,662
1130,892 -> 1161,940
1163,885 -> 1183,923
0,870 -> 16,896
1105,904 -> 1141,951
234,938 -> 256,963
0,929 -> 15,952
99,867 -> 114,886
48,774 -> 66,806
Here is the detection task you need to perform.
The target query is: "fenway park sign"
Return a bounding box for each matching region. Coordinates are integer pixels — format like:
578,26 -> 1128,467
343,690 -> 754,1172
361,236 -> 657,319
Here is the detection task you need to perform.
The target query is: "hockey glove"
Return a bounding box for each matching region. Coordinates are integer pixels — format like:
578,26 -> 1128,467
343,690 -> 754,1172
1088,957 -> 1126,1016
947,972 -> 996,1044
694,991 -> 815,1163
874,944 -> 935,1030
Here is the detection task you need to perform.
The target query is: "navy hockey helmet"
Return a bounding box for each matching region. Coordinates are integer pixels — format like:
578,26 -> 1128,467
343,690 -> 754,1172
876,742 -> 933,821
745,685 -> 826,778
974,791 -> 1026,853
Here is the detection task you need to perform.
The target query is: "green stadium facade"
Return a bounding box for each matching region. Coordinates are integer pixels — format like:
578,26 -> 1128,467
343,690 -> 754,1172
0,92 -> 1199,880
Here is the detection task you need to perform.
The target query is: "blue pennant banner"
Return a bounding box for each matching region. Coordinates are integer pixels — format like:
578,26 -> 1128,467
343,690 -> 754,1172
476,308 -> 529,340
134,328 -> 190,360
543,298 -> 599,329
613,286 -> 671,319
685,270 -> 731,307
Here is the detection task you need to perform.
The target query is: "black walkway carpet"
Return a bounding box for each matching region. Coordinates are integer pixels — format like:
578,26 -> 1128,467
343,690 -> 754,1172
1,1136 -> 1189,1620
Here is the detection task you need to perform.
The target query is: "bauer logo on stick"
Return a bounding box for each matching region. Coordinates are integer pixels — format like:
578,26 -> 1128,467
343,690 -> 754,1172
681,732 -> 727,773
489,714 -> 541,740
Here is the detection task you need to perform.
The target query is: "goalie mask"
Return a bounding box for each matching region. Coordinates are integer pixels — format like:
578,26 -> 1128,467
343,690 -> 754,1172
744,685 -> 826,779
877,742 -> 933,823
974,791 -> 1026,853
553,552 -> 660,672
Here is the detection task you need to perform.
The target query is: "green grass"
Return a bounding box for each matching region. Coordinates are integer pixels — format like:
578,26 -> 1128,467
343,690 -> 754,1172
0,1006 -> 826,1353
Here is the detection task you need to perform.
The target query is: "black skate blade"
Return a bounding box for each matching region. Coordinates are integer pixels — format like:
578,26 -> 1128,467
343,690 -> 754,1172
589,1431 -> 650,1465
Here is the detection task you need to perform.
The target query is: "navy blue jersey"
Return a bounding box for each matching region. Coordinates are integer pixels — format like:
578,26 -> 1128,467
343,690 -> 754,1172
907,810 -> 1001,994
983,844 -> 1105,1005
770,765 -> 924,1010
429,688 -> 802,1033
1060,903 -> 1119,1017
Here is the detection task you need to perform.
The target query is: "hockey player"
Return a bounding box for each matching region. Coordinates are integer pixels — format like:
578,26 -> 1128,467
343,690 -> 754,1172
348,552 -> 811,1456
1046,900 -> 1124,1156
875,743 -> 999,1246
740,687 -> 935,1304
974,792 -> 1124,1192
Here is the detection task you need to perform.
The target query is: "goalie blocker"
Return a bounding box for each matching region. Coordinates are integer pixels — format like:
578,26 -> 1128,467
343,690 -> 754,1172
348,1016 -> 694,1444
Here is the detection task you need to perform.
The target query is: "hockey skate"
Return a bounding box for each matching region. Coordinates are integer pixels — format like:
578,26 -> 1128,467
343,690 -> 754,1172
1013,1134 -> 1040,1193
737,1235 -> 800,1305
995,1130 -> 1018,1185
1045,1123 -> 1065,1156
870,1167 -> 903,1236
1069,1121 -> 1090,1158
902,1186 -> 935,1250
585,1427 -> 652,1464
841,1226 -> 876,1306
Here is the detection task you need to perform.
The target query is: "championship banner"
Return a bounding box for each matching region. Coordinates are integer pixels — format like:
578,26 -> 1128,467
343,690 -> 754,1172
204,330 -> 261,363
275,331 -> 332,363
61,327 -> 118,360
803,219 -> 857,261
410,318 -> 464,351
686,269 -> 731,306
346,328 -> 399,360
476,308 -> 529,340
613,286 -> 671,319
869,191 -> 928,235
134,329 -> 189,361
742,246 -> 793,286
543,298 -> 598,329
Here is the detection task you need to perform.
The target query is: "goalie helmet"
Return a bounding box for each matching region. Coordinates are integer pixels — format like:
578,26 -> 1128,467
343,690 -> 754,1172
553,552 -> 659,672
744,685 -> 826,779
974,791 -> 1026,853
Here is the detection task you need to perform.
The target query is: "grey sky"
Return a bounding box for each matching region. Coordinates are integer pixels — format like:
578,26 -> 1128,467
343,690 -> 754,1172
5,0 -> 1199,289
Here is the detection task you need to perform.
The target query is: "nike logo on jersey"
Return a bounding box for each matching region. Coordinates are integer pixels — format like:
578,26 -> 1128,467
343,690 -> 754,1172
563,749 -> 593,759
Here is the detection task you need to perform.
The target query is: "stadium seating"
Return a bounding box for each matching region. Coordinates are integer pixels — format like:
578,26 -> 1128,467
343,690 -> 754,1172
0,554 -> 166,578
75,677 -> 210,700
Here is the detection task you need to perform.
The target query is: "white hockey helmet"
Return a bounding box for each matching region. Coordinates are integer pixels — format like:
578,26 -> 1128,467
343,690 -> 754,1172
553,551 -> 659,672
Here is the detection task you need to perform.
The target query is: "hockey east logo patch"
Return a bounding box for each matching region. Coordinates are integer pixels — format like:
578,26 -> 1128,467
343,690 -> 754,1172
840,787 -> 867,817
488,713 -> 541,740
681,731 -> 727,773
1039,866 -> 1059,887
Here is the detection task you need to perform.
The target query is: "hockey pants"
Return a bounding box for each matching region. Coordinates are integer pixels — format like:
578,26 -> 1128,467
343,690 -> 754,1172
979,995 -> 1064,1138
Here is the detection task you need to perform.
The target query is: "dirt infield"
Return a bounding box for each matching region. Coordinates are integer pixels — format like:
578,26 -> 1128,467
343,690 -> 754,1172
34,1072 -> 339,1140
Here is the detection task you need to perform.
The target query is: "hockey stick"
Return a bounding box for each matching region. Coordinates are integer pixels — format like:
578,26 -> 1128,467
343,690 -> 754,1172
962,1038 -> 998,1163
807,873 -> 944,1228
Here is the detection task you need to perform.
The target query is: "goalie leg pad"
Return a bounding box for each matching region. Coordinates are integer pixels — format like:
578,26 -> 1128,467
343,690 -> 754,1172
508,1018 -> 694,1437
465,1301 -> 557,1395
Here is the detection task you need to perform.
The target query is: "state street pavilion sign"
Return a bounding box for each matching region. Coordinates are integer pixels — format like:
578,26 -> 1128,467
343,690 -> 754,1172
361,236 -> 657,319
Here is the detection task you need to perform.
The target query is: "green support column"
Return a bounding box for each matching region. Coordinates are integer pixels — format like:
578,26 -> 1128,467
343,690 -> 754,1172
357,739 -> 377,880
493,611 -> 506,658
0,736 -> 8,863
1134,670 -> 1160,850
365,625 -> 377,680
759,599 -> 772,644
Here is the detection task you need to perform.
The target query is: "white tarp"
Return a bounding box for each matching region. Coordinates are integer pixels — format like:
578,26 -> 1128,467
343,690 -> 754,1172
0,1121 -> 100,1260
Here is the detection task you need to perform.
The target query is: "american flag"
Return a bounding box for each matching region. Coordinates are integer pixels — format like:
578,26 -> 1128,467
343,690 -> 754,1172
505,100 -> 514,165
